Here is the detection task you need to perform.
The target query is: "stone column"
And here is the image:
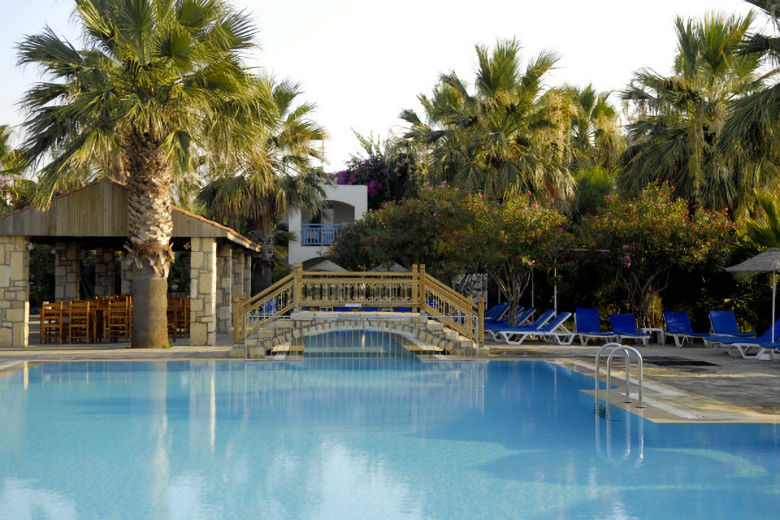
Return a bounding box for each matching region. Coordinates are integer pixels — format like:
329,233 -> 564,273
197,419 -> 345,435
243,254 -> 252,296
190,237 -> 217,345
120,255 -> 133,295
232,250 -> 245,301
216,243 -> 232,334
0,236 -> 30,347
54,242 -> 80,300
94,248 -> 116,297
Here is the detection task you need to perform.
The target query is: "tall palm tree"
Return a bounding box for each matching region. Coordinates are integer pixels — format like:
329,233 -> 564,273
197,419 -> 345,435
18,0 -> 256,347
721,1 -> 780,165
565,85 -> 624,171
620,13 -> 763,212
198,77 -> 329,293
400,40 -> 576,205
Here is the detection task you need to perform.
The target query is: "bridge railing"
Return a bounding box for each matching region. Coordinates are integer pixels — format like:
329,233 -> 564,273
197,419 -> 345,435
233,264 -> 484,346
233,273 -> 294,344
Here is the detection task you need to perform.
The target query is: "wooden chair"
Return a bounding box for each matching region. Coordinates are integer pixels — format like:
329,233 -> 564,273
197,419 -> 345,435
67,301 -> 91,343
167,298 -> 179,342
178,298 -> 190,338
40,301 -> 63,344
107,299 -> 132,343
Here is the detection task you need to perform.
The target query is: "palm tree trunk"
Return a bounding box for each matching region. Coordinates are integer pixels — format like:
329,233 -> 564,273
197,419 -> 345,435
249,225 -> 276,294
123,127 -> 174,348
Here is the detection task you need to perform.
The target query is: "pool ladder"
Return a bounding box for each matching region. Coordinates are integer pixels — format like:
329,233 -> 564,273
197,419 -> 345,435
594,342 -> 646,411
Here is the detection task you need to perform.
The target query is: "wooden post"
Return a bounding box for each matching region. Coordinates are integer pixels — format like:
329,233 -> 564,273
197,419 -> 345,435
477,296 -> 485,348
411,264 -> 418,312
418,264 -> 426,311
233,297 -> 241,344
293,263 -> 303,311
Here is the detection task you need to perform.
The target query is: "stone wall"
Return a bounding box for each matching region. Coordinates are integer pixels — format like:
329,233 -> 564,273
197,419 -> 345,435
216,244 -> 232,334
243,254 -> 251,296
231,250 -> 245,303
190,237 -> 216,345
244,312 -> 475,359
0,236 -> 29,347
94,248 -> 116,297
54,242 -> 80,300
120,254 -> 132,295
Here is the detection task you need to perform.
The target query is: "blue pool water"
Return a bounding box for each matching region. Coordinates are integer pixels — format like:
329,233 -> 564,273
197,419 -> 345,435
0,357 -> 779,519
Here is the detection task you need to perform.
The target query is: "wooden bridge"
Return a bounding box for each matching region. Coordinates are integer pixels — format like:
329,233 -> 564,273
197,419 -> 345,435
233,264 -> 484,355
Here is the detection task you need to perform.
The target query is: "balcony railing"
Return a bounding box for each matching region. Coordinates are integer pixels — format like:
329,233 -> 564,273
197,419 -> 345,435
301,223 -> 348,246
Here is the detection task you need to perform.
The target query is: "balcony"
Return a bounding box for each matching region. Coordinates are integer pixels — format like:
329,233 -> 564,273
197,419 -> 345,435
301,223 -> 348,246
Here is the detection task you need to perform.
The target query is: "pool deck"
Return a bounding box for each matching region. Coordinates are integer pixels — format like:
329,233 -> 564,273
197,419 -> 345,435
1,336 -> 779,424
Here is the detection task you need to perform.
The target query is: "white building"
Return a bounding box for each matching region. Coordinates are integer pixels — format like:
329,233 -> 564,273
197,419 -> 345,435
287,184 -> 368,265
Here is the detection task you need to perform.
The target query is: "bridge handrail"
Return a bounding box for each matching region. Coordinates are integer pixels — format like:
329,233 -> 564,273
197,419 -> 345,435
233,273 -> 294,343
420,266 -> 484,344
233,264 -> 484,346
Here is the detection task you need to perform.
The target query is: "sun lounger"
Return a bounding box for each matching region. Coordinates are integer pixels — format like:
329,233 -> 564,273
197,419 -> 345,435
573,308 -> 617,345
494,310 -> 561,344
705,318 -> 780,358
608,314 -> 650,345
483,302 -> 509,323
663,311 -> 709,347
708,310 -> 755,337
484,307 -> 535,341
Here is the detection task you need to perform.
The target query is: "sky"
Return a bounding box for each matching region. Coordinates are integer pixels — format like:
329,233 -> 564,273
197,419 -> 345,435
0,0 -> 761,171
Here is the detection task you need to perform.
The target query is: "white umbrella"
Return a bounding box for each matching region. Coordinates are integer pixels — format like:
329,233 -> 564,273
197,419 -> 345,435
726,248 -> 780,341
368,262 -> 409,272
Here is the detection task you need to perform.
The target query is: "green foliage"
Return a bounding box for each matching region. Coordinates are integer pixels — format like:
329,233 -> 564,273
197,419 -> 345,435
744,192 -> 780,248
620,12 -> 765,213
573,166 -> 616,217
335,133 -> 420,210
330,184 -> 573,323
18,0 -> 257,206
467,192 -> 573,322
401,40 -> 576,206
330,184 -> 474,281
580,183 -> 736,325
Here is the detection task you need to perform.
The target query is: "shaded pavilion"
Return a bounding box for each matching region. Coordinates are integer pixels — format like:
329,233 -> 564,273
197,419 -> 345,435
0,178 -> 259,347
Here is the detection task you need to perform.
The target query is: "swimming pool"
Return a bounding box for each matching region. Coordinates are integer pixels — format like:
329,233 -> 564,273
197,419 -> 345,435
0,356 -> 778,518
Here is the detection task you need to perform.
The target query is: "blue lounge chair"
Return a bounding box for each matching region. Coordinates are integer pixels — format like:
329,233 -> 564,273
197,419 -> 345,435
361,306 -> 379,312
500,312 -> 573,345
483,302 -> 509,323
494,310 -> 559,344
573,308 -> 617,345
708,310 -> 755,337
484,307 -> 535,341
705,318 -> 780,358
663,311 -> 709,347
609,314 -> 650,345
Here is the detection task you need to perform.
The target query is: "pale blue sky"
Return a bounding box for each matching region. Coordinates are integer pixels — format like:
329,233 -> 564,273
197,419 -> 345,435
0,0 -> 759,170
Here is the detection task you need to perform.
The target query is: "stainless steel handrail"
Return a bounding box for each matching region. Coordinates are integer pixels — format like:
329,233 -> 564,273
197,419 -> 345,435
595,343 -> 645,411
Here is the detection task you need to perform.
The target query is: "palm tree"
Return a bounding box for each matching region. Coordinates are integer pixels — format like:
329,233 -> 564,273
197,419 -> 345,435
198,77 -> 329,293
566,85 -> 624,171
745,192 -> 780,247
18,0 -> 256,347
620,13 -> 763,212
721,1 -> 780,164
400,40 -> 576,205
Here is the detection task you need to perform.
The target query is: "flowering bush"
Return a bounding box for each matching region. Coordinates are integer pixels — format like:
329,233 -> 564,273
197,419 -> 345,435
579,183 -> 735,326
330,184 -> 573,324
466,193 -> 573,323
334,154 -> 400,210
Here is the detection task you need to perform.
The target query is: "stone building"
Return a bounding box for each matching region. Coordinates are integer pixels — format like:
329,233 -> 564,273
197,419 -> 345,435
0,179 -> 259,347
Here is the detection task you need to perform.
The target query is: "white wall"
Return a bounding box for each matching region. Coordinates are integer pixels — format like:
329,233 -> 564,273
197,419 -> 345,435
288,184 -> 367,265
